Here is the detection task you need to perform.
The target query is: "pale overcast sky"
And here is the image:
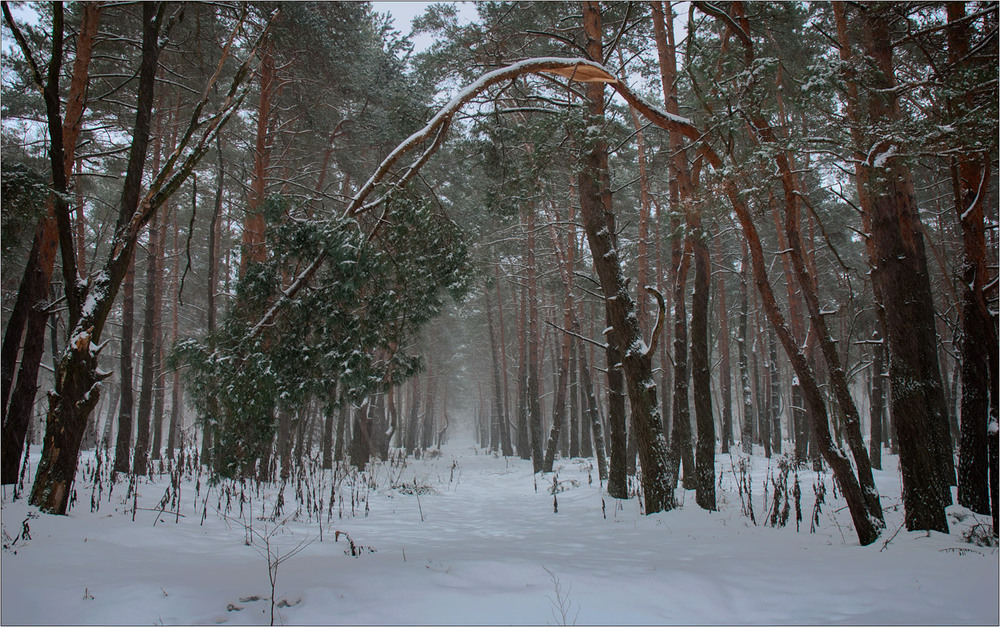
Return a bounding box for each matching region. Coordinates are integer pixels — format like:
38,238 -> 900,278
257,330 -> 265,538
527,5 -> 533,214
372,1 -> 481,52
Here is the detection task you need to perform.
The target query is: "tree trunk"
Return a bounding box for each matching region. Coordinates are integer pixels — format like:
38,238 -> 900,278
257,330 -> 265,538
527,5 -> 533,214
240,35 -> 275,276
768,330 -> 782,456
405,376 -> 420,455
671,243 -> 695,486
334,401 -> 349,463
202,135 -> 224,468
516,284 -> 530,459
421,369 -> 436,451
322,403 -> 335,469
485,282 -> 506,454
1,1 -> 101,484
114,254 -> 137,474
526,204 -> 544,472
691,233 -> 715,510
755,312 -> 771,458
870,330 -> 886,471
947,1 -> 994,516
579,0 -> 672,513
166,183 -> 184,459
716,241 -> 734,455
134,108 -> 167,475
100,378 -> 120,450
569,335 -> 580,458
494,271 -> 514,456
543,304 -> 572,473
578,337 -> 608,481
859,3 -> 951,531
726,175 -> 882,545
738,243 -> 755,455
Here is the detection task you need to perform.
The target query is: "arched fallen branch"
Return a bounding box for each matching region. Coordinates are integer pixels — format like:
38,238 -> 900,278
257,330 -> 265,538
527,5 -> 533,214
249,56 -> 701,338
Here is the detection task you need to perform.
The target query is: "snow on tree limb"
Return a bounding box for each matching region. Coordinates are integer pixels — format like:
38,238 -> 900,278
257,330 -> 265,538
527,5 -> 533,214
643,286 -> 666,360
248,57 -> 706,341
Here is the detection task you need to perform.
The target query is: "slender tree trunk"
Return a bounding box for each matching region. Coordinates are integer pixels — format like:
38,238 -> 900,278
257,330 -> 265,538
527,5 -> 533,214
569,335 -> 580,458
526,204 -> 544,472
716,242 -> 734,455
100,378 -> 120,450
405,376 -> 420,455
543,304 -> 572,473
114,255 -> 137,474
768,330 -> 782,456
870,330 -> 886,471
322,402 -> 335,469
421,368 -> 436,451
241,36 -> 274,275
653,0 -> 695,492
755,312 -> 771,458
485,283 -> 505,454
166,180 -> 184,459
202,135 -> 224,468
671,243 -> 695,486
134,108 -> 167,475
495,268 -> 513,456
276,408 -> 292,479
516,284 -> 530,459
738,243 -> 754,455
349,399 -> 371,471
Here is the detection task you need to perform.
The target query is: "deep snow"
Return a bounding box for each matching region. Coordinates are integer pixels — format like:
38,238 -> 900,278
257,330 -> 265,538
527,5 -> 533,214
1,439 -> 997,625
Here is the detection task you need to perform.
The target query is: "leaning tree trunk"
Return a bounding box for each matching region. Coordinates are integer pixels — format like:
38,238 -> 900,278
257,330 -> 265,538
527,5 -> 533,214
1,1 -> 101,485
30,3 -> 261,511
726,176 -> 882,546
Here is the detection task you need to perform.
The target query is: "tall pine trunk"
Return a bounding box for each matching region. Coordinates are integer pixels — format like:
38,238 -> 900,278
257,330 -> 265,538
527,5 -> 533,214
579,1 -> 672,513
947,1 -> 995,517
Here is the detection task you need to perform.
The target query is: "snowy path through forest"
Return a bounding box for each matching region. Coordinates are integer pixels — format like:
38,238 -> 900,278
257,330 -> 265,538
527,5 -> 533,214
2,441 -> 997,625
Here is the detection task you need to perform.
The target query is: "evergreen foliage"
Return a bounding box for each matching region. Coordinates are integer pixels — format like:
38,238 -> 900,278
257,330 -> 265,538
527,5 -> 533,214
176,190 -> 471,477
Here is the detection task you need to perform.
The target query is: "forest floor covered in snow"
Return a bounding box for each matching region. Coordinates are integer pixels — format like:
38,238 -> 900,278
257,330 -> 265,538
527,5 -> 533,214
1,437 -> 997,625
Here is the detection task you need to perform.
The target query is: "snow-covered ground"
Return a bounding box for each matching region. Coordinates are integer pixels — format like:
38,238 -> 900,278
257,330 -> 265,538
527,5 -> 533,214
2,439 -> 997,625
